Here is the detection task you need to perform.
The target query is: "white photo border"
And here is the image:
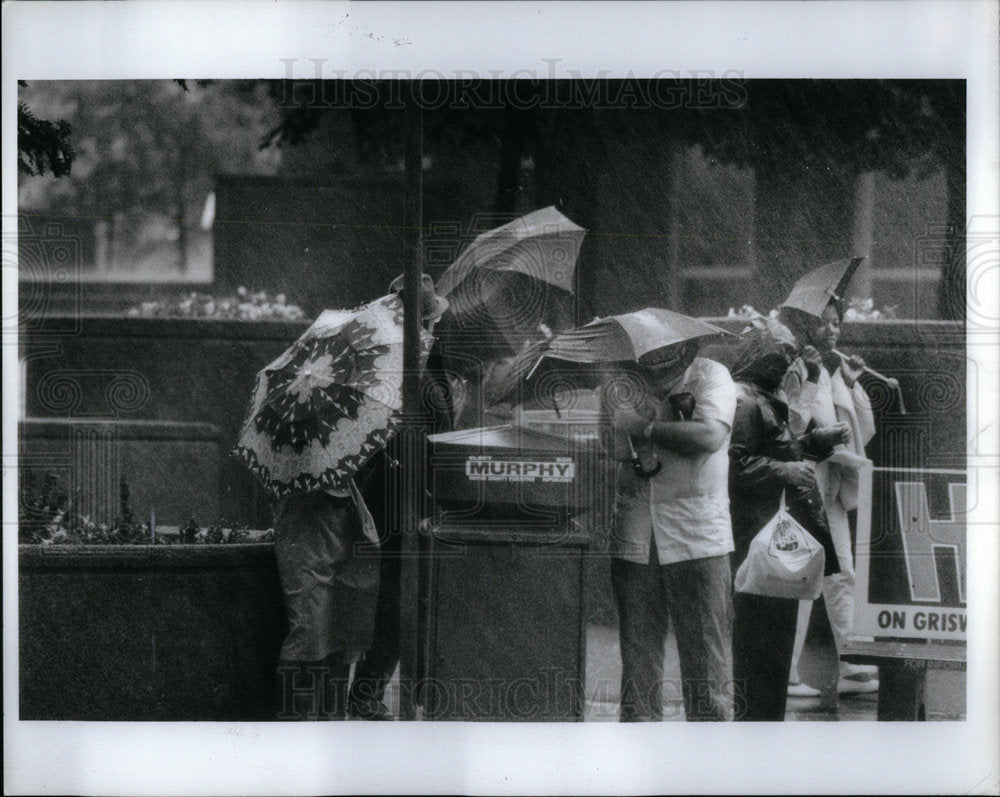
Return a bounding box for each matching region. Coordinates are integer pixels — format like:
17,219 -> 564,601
4,1 -> 998,794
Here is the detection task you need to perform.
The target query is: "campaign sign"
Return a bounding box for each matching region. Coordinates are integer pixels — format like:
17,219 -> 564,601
465,456 -> 575,483
854,467 -> 967,641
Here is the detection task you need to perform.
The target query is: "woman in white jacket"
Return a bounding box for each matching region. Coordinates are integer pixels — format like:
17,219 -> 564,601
780,299 -> 879,701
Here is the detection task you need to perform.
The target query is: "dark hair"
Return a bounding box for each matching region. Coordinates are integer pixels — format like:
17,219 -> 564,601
779,300 -> 843,340
828,297 -> 845,321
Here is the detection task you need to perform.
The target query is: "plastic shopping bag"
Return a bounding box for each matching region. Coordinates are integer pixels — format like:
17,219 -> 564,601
734,491 -> 825,600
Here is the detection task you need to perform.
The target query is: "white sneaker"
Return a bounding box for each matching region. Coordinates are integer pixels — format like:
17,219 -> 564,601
788,681 -> 822,698
837,677 -> 879,695
840,662 -> 878,678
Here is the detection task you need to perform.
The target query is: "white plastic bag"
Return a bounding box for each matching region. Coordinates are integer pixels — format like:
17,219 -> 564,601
734,491 -> 825,600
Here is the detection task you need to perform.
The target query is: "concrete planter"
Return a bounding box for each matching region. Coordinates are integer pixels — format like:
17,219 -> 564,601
19,418 -> 225,529
19,542 -> 285,721
22,315 -> 308,528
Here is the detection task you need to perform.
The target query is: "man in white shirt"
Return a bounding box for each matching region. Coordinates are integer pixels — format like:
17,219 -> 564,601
604,340 -> 739,721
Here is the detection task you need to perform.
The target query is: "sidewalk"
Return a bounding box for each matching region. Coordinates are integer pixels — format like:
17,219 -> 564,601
583,624 -> 879,722
380,621 -> 885,721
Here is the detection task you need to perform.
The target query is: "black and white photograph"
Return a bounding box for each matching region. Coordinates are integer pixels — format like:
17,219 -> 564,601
4,2 -> 999,794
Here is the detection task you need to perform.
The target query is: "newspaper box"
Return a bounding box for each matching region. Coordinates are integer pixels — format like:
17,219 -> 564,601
421,423 -> 613,720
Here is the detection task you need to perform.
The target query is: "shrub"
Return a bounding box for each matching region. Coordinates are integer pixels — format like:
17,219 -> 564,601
18,472 -> 273,545
127,286 -> 307,322
726,299 -> 898,322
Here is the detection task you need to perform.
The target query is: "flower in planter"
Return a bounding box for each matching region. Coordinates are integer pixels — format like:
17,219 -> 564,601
20,474 -> 270,546
180,518 -> 201,544
128,289 -> 306,322
227,527 -> 251,544
727,305 -> 777,321
205,524 -> 224,544
728,299 -> 897,323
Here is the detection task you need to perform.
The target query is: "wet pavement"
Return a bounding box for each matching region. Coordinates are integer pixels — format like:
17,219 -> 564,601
583,623 -> 879,722
379,622 -> 882,721
380,620 -> 962,722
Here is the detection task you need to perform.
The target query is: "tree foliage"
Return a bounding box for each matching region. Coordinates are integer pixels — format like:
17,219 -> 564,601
259,78 -> 963,318
18,80 -> 281,272
692,80 -> 962,179
17,82 -> 75,177
18,78 -> 962,314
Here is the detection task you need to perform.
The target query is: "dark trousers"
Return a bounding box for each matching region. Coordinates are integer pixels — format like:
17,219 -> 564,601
611,544 -> 734,721
732,592 -> 798,721
349,550 -> 400,707
276,655 -> 351,720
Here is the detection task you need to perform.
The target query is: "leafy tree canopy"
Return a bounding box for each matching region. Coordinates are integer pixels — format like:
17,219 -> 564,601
262,78 -> 961,182
18,81 -> 74,177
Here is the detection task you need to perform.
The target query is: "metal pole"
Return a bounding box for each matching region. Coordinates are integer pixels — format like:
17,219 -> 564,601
399,89 -> 423,721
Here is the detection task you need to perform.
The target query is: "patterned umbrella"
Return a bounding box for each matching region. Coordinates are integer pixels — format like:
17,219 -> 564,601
235,293 -> 431,498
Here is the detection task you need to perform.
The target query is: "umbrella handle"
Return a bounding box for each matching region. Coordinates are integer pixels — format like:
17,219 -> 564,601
628,437 -> 662,478
550,394 -> 562,419
833,349 -> 906,414
832,349 -> 897,387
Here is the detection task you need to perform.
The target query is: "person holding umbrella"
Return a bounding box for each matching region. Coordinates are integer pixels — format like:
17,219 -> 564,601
777,258 -> 880,701
235,286 -> 441,720
575,310 -> 738,721
726,315 -> 844,720
495,308 -> 735,720
347,274 -> 453,721
433,207 -> 583,429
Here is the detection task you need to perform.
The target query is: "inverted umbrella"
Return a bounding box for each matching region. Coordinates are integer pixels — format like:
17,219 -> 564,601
494,308 -> 731,477
498,307 -> 733,405
234,293 -> 431,498
780,257 -> 864,318
436,271 -> 567,358
434,207 -> 584,363
436,205 -> 585,297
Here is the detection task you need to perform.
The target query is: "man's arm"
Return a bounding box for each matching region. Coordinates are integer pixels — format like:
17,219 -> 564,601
644,358 -> 735,455
643,417 -> 729,455
612,406 -> 729,455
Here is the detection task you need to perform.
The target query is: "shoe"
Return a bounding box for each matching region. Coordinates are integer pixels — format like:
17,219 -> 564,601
787,682 -> 822,698
840,662 -> 878,678
836,677 -> 879,695
348,697 -> 393,720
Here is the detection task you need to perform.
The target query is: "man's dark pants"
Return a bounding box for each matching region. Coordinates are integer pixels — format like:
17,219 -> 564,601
611,542 -> 734,721
348,530 -> 401,713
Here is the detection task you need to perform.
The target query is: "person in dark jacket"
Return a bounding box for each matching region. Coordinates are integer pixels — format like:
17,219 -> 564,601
727,316 -> 847,721
347,274 -> 454,720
